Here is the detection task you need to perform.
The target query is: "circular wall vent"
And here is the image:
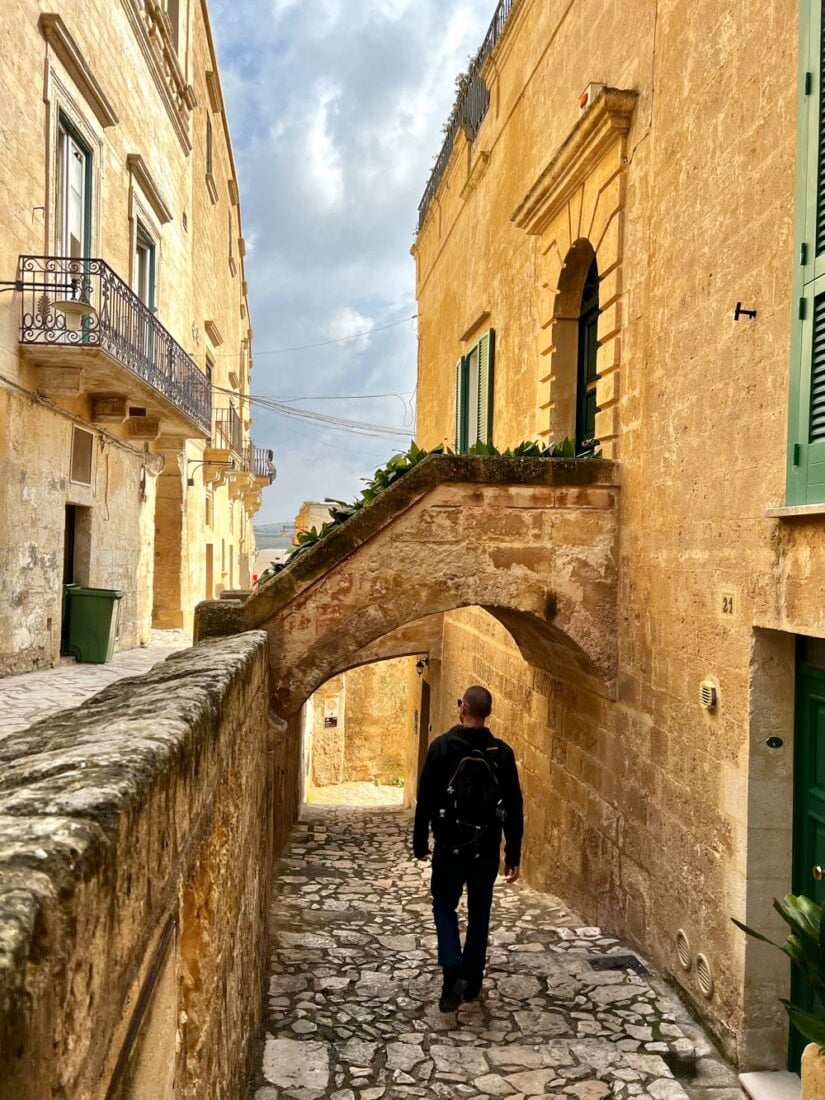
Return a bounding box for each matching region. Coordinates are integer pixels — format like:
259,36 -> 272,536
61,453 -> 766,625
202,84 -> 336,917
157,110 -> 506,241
675,929 -> 691,971
696,953 -> 714,998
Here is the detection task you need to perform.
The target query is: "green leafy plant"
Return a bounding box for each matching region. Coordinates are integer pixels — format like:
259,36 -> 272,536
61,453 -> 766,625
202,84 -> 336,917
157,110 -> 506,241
733,894 -> 825,1050
258,437 -> 588,575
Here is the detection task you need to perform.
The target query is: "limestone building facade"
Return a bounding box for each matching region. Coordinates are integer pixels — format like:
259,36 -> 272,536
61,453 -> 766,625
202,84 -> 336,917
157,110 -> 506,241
412,0 -> 825,1071
0,0 -> 273,674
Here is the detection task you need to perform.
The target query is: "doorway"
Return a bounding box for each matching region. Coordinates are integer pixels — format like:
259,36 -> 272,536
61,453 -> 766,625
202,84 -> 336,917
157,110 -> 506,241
791,636 -> 825,1068
205,544 -> 214,600
62,504 -> 91,652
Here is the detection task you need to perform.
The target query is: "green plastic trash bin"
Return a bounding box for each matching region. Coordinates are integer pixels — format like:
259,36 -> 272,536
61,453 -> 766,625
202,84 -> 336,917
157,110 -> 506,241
64,586 -> 125,663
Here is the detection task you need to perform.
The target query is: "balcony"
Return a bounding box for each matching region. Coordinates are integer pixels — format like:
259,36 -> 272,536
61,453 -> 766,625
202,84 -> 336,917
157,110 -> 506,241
18,256 -> 211,439
417,0 -> 515,230
214,405 -> 243,456
246,442 -> 276,486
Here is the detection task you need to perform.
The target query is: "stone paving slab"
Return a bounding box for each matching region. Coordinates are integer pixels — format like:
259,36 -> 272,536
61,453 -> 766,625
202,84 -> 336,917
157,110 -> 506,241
248,807 -> 739,1099
0,629 -> 190,739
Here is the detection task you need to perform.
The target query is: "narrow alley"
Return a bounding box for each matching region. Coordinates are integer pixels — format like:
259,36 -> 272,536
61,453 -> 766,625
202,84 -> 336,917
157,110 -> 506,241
247,804 -> 739,1100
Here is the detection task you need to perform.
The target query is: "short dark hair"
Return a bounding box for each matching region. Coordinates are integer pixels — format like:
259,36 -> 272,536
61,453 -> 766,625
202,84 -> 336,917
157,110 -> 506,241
463,685 -> 492,719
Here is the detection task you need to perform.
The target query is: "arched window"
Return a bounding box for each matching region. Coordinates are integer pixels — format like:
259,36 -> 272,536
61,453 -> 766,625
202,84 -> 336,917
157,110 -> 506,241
576,258 -> 599,454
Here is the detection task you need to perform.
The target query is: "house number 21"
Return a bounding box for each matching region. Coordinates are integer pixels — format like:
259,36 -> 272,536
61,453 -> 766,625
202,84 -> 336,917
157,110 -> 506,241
721,594 -> 734,615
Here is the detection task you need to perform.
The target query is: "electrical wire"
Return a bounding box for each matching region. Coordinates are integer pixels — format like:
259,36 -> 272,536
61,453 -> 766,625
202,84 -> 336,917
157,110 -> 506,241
210,314 -> 417,357
211,382 -> 414,440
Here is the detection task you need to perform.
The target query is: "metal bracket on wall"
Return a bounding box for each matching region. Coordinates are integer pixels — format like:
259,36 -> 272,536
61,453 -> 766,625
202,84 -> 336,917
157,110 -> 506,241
733,302 -> 757,321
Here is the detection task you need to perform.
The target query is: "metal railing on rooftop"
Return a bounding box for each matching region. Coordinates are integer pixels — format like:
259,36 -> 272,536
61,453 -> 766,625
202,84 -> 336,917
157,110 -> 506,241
417,0 -> 516,230
18,255 -> 211,434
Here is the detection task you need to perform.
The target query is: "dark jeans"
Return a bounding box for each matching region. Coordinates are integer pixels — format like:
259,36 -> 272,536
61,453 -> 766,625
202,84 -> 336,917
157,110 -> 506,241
431,846 -> 498,990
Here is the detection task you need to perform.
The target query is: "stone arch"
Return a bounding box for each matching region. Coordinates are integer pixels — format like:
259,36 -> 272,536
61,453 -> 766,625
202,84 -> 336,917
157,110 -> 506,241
195,456 -> 620,721
282,599 -> 606,720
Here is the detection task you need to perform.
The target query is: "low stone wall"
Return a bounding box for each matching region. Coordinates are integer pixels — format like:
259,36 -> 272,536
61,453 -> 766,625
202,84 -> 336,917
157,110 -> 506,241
0,633 -> 296,1100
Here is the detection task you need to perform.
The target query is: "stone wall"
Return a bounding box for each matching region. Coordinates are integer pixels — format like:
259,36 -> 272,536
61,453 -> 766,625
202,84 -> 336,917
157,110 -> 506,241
341,658 -> 416,784
0,387 -> 158,674
305,659 -> 417,789
412,0 -> 808,1068
0,633 -> 296,1100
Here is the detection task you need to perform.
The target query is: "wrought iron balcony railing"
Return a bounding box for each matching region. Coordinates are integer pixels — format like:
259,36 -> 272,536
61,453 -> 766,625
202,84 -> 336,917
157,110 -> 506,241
246,442 -> 276,482
18,256 -> 212,434
417,0 -> 515,230
214,405 -> 243,456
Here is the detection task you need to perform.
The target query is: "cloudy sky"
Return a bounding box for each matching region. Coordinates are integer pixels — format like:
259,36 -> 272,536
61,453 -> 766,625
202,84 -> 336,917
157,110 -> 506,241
210,0 -> 495,524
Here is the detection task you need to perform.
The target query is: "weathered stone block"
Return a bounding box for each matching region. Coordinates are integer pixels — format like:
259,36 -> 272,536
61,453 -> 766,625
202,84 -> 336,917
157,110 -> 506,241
0,632 -> 298,1100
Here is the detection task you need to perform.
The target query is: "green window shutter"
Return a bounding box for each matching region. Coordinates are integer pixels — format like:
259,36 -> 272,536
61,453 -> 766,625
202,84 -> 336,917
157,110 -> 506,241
811,291 -> 825,441
789,0 -> 825,502
455,357 -> 468,453
476,329 -> 495,445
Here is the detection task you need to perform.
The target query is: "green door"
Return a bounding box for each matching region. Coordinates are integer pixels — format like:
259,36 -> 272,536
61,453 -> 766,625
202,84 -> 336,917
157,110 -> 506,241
791,659 -> 825,1068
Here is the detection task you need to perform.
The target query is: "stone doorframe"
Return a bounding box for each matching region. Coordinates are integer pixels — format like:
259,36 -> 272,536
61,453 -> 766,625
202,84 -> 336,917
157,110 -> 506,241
511,88 -> 638,459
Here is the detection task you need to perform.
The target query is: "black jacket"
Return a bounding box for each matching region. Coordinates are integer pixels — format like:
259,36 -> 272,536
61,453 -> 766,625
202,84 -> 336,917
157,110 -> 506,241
413,724 -> 523,866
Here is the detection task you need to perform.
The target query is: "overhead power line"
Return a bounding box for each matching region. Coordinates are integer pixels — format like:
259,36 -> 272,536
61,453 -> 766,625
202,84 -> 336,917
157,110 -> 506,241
211,383 -> 411,440
210,314 -> 418,357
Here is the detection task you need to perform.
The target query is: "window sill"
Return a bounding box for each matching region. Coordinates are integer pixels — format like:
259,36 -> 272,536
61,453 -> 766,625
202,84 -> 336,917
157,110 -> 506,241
765,503 -> 825,519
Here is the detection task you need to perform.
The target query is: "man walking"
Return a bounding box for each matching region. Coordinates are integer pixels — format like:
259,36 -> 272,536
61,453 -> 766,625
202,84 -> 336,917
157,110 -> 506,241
413,685 -> 523,1011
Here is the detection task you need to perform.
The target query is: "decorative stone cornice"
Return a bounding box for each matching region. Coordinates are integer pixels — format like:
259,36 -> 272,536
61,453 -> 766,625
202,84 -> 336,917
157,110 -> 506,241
204,320 -> 224,347
205,70 -> 222,113
119,0 -> 194,153
39,14 -> 119,128
511,88 -> 638,236
126,154 -> 173,224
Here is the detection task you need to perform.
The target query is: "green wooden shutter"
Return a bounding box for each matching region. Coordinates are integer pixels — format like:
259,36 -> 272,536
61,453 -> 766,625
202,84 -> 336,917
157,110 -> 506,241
789,0 -> 825,502
455,357 -> 468,453
811,292 -> 825,442
476,329 -> 495,445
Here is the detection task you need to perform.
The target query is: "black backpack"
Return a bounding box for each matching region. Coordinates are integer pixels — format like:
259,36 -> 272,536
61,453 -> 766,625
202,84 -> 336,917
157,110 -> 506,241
437,740 -> 507,856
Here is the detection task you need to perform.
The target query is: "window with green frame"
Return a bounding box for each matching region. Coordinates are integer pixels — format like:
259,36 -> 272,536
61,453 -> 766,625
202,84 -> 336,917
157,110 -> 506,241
454,329 -> 495,452
57,114 -> 92,260
789,0 -> 825,503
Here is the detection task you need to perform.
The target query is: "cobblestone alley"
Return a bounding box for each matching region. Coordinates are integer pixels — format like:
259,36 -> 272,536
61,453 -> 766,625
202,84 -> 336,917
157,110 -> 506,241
247,806 -> 740,1100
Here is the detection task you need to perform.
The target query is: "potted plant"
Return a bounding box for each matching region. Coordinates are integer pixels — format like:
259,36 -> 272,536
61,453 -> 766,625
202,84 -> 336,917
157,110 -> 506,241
733,894 -> 825,1097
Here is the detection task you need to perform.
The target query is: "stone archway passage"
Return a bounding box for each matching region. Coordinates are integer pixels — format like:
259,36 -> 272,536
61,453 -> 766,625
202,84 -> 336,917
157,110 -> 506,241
194,455 -> 620,720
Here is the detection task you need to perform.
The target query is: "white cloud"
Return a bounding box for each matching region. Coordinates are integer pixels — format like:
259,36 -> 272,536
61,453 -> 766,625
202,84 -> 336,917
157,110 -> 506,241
327,307 -> 375,352
210,0 -> 495,520
270,0 -> 301,22
305,81 -> 344,209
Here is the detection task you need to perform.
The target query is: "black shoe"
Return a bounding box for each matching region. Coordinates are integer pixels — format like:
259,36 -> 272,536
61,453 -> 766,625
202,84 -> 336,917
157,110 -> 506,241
438,976 -> 468,1012
462,983 -> 481,1002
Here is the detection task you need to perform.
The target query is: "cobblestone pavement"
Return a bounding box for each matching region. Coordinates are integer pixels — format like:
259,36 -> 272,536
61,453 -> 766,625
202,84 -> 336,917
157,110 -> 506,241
0,629 -> 190,738
308,783 -> 406,808
248,807 -> 741,1100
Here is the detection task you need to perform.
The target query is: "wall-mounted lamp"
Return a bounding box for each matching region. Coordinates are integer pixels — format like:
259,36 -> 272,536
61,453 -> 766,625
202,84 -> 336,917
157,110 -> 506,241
0,278 -> 95,323
415,658 -> 429,676
186,458 -> 235,486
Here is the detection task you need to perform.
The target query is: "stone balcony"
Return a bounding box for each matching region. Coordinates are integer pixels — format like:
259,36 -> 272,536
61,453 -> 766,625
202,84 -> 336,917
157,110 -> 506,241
17,255 -> 211,441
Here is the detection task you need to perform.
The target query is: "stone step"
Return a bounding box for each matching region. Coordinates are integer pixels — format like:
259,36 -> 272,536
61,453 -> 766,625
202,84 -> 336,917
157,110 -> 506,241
739,1069 -> 801,1100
